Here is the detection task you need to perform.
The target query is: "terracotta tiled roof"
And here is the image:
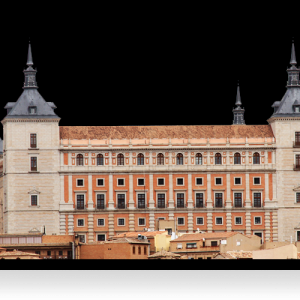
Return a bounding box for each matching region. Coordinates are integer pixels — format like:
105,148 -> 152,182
213,253 -> 235,259
171,232 -> 238,242
106,237 -> 150,244
0,233 -> 43,237
0,250 -> 40,257
112,231 -> 167,238
59,125 -> 274,140
297,252 -> 300,259
148,250 -> 181,258
227,251 -> 253,259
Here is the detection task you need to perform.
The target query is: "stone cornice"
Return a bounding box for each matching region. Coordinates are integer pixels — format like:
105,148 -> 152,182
1,118 -> 60,124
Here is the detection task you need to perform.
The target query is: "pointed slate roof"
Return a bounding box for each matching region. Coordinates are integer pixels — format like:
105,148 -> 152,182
270,42 -> 300,118
2,43 -> 59,121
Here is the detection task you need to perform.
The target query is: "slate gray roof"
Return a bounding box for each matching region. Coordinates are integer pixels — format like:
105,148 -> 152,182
270,87 -> 300,117
3,89 -> 60,120
271,101 -> 281,108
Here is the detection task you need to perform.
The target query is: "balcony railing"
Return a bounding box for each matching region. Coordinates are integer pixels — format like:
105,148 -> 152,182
293,141 -> 300,148
294,164 -> 300,171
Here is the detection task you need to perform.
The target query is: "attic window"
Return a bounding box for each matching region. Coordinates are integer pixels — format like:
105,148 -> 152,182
29,106 -> 37,114
295,106 -> 300,113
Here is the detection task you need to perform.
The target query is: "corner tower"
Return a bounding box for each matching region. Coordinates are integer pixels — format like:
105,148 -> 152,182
1,42 -> 61,234
267,41 -> 300,242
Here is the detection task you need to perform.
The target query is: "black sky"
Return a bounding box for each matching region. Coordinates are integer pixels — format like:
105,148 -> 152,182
0,25 -> 296,138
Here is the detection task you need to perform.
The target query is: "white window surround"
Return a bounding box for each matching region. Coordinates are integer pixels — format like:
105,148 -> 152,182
234,217 -> 242,225
176,177 -> 184,186
254,216 -> 262,225
234,177 -> 242,185
253,177 -> 261,185
77,218 -> 85,227
214,191 -> 224,201
215,177 -> 223,185
117,218 -> 126,226
96,178 -> 105,187
176,191 -> 186,207
97,233 -> 106,241
136,192 -> 147,202
77,234 -> 86,243
196,217 -> 204,225
116,192 -> 126,207
29,194 -> 39,207
252,191 -> 262,207
138,218 -> 146,226
97,218 -> 105,226
76,178 -> 84,187
195,191 -> 205,207
157,178 -> 165,186
117,178 -> 125,186
294,153 -> 300,164
137,178 -> 145,186
96,193 -> 106,206
195,177 -> 204,186
177,217 -> 185,226
29,156 -> 38,171
75,193 -> 86,207
215,217 -> 223,225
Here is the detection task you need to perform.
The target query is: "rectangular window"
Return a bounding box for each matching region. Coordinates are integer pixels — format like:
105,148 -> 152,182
254,177 -> 260,185
59,251 -> 63,256
186,243 -> 197,249
253,193 -> 261,207
235,217 -> 242,225
78,235 -> 85,243
97,179 -> 104,186
234,193 -> 242,207
177,178 -> 184,185
97,194 -> 105,209
77,179 -> 84,186
138,194 -> 145,208
211,241 -> 218,247
254,217 -> 261,225
31,195 -> 38,206
215,193 -> 223,208
296,154 -> 300,168
177,193 -> 184,208
47,251 -> 51,256
144,246 -> 147,255
138,178 -> 145,186
30,134 -> 37,148
98,219 -> 105,226
77,219 -> 84,226
196,178 -> 203,185
117,194 -> 125,209
216,217 -> 223,225
97,234 -> 105,241
76,195 -> 84,209
133,246 -> 135,254
157,194 -> 165,208
196,217 -> 204,225
138,218 -> 145,226
215,178 -> 222,185
118,218 -> 125,226
35,251 -> 40,255
196,193 -> 204,208
31,157 -> 37,171
296,192 -> 300,203
158,178 -> 164,185
234,178 -> 241,185
178,217 -> 184,225
118,179 -> 125,186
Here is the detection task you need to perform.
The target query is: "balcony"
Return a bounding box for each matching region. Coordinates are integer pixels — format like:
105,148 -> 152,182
293,141 -> 300,148
294,164 -> 300,171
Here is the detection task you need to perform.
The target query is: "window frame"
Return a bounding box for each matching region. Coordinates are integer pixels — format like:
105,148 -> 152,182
76,154 -> 84,166
254,216 -> 262,225
157,153 -> 164,165
234,192 -> 243,208
97,234 -> 106,241
157,193 -> 166,208
195,153 -> 202,165
137,178 -> 145,186
117,153 -> 124,166
196,217 -> 204,225
117,218 -> 125,226
234,152 -> 241,165
76,193 -> 86,209
137,193 -> 146,209
195,177 -> 203,186
215,177 -> 222,185
234,177 -> 242,185
253,177 -> 261,185
138,218 -> 146,226
78,234 -> 86,243
215,153 -> 222,165
235,217 -> 242,225
30,194 -> 38,206
96,154 -> 104,166
176,153 -> 184,165
176,192 -> 185,208
214,192 -> 223,208
30,156 -> 37,172
195,192 -> 204,208
157,178 -> 165,186
97,218 -> 105,226
116,193 -> 126,209
96,178 -> 105,187
177,217 -> 185,226
96,193 -> 105,209
176,177 -> 184,186
296,192 -> 300,204
30,133 -> 37,148
137,153 -> 144,165
117,178 -> 125,186
77,218 -> 85,227
253,152 -> 260,165
215,217 -> 223,225
76,178 -> 84,187
253,192 -> 262,208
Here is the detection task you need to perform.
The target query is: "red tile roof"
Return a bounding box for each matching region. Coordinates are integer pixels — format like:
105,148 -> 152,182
59,125 -> 274,140
171,232 -> 238,242
112,231 -> 168,238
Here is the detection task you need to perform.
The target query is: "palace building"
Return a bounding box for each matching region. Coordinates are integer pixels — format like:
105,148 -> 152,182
1,42 -> 300,244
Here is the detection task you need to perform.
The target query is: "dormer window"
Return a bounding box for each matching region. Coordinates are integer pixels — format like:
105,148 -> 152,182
293,100 -> 300,113
29,106 -> 37,114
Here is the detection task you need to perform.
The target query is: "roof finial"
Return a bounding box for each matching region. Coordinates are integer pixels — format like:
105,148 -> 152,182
27,40 -> 33,66
235,82 -> 242,106
290,40 -> 297,65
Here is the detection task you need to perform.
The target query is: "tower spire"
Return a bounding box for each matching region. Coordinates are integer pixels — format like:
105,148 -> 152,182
287,40 -> 300,87
27,40 -> 33,66
232,82 -> 245,125
23,41 -> 38,89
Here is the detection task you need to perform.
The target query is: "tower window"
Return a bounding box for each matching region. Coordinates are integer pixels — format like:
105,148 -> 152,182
28,106 -> 37,114
30,134 -> 37,148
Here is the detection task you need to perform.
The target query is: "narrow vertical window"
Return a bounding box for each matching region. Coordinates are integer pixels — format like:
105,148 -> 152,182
31,157 -> 37,171
196,193 -> 204,208
31,195 -> 37,206
137,153 -> 144,165
76,154 -> 83,166
97,194 -> 105,209
215,153 -> 222,165
234,153 -> 241,164
253,152 -> 260,164
30,134 -> 37,148
215,193 -> 223,207
157,153 -> 164,165
117,154 -> 124,165
176,153 -> 183,165
97,154 -> 104,165
253,193 -> 261,207
157,194 -> 165,208
234,193 -> 242,207
77,194 -> 84,209
138,194 -> 145,208
177,193 -> 184,208
195,153 -> 202,165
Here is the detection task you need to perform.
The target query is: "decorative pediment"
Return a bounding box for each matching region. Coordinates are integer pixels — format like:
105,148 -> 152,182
28,186 -> 40,194
29,227 -> 40,233
294,223 -> 300,230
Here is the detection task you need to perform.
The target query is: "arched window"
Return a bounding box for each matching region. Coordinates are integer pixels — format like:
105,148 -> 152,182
117,153 -> 124,165
137,153 -> 144,165
157,153 -> 164,165
76,154 -> 83,166
253,152 -> 260,164
177,153 -> 183,165
97,154 -> 104,165
195,153 -> 202,165
234,153 -> 241,165
215,153 -> 222,165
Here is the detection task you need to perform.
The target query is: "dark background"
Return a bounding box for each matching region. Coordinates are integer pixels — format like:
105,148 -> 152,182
0,27 -> 296,139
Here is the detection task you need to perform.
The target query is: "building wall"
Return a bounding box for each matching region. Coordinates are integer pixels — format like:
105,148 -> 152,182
252,244 -> 297,259
219,233 -> 261,252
